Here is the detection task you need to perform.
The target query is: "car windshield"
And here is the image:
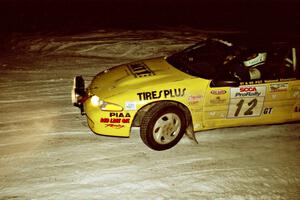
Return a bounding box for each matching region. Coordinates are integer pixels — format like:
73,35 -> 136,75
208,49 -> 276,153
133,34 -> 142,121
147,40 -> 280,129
166,39 -> 233,79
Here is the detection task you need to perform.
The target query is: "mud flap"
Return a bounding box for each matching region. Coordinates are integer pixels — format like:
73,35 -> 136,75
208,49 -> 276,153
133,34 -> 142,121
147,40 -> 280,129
185,124 -> 198,144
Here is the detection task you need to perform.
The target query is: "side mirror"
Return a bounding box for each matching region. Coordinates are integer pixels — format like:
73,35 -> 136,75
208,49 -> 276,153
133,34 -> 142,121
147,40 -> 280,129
210,80 -> 240,88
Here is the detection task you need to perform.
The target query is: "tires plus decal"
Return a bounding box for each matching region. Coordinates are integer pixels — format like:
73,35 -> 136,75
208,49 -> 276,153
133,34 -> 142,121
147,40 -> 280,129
227,86 -> 266,118
137,88 -> 186,101
127,63 -> 155,78
100,113 -> 131,124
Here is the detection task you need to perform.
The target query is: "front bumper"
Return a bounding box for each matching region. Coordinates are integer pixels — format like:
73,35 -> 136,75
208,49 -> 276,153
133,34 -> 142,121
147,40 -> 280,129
71,75 -> 132,137
71,75 -> 86,114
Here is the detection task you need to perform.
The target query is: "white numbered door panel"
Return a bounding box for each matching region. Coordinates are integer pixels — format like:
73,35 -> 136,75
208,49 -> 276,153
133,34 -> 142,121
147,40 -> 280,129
227,86 -> 266,118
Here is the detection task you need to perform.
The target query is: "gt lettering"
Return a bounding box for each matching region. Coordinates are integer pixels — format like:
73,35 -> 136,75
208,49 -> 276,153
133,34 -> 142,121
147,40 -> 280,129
263,108 -> 273,114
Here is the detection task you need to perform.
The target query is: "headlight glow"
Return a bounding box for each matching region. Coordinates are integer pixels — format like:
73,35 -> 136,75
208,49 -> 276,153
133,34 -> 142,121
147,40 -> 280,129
91,95 -> 101,106
90,95 -> 123,111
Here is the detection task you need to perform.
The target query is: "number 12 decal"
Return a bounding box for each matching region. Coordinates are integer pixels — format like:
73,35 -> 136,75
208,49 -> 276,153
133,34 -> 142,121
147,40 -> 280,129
234,98 -> 258,117
227,86 -> 266,118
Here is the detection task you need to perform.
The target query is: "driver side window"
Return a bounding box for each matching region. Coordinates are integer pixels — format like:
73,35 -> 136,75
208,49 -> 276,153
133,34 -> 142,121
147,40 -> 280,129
278,47 -> 297,79
263,47 -> 297,81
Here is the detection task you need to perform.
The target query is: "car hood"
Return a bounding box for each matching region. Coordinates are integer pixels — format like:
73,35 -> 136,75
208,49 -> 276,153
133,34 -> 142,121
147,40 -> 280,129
88,57 -> 194,99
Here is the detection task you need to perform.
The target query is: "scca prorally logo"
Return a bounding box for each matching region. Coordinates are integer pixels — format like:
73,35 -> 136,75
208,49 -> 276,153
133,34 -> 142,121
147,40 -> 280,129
240,87 -> 256,92
235,86 -> 261,97
137,88 -> 186,101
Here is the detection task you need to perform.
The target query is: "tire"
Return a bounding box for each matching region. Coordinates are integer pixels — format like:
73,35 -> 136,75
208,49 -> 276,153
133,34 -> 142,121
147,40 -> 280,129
140,102 -> 186,151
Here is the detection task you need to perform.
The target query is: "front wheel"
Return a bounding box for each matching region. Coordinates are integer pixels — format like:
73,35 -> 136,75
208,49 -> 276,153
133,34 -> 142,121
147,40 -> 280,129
140,102 -> 186,151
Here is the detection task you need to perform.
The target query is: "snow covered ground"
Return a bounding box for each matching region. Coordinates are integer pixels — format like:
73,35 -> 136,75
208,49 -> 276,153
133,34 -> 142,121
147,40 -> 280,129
0,29 -> 300,199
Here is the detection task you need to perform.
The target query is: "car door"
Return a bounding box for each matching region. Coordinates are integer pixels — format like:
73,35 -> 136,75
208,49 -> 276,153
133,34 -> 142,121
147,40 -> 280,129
202,84 -> 231,128
202,45 -> 300,129
264,46 -> 300,122
203,81 -> 268,129
292,81 -> 300,120
282,47 -> 300,120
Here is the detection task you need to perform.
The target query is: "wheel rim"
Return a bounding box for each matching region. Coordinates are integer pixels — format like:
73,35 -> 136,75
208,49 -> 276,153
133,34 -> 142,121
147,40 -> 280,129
152,113 -> 182,145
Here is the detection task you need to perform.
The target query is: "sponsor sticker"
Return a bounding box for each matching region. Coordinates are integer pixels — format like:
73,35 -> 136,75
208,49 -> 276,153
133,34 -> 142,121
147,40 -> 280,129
125,101 -> 137,111
270,83 -> 288,92
230,86 -> 266,98
137,88 -> 186,101
211,90 -> 226,95
210,96 -> 227,104
100,112 -> 131,125
188,95 -> 203,104
240,80 -> 264,85
105,124 -> 125,129
227,86 -> 266,118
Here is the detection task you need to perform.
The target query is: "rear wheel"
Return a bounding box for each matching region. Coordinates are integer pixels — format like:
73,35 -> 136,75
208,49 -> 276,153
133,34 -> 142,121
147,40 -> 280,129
140,102 -> 186,151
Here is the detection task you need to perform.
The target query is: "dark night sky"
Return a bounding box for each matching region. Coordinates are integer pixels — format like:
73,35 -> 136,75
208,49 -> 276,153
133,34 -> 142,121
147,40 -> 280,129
0,0 -> 300,33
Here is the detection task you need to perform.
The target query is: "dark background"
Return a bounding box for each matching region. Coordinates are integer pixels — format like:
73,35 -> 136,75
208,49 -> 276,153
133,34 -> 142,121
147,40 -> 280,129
0,0 -> 300,34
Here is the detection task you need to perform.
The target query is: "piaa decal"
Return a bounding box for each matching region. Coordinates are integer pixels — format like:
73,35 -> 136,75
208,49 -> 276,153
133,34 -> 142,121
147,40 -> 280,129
100,112 -> 131,124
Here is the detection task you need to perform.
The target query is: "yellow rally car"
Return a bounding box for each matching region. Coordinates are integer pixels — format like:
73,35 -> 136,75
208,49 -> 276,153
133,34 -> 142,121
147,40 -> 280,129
72,36 -> 300,151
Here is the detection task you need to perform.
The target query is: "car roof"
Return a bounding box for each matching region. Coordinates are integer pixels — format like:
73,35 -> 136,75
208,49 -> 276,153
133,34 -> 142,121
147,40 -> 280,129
214,33 -> 300,50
